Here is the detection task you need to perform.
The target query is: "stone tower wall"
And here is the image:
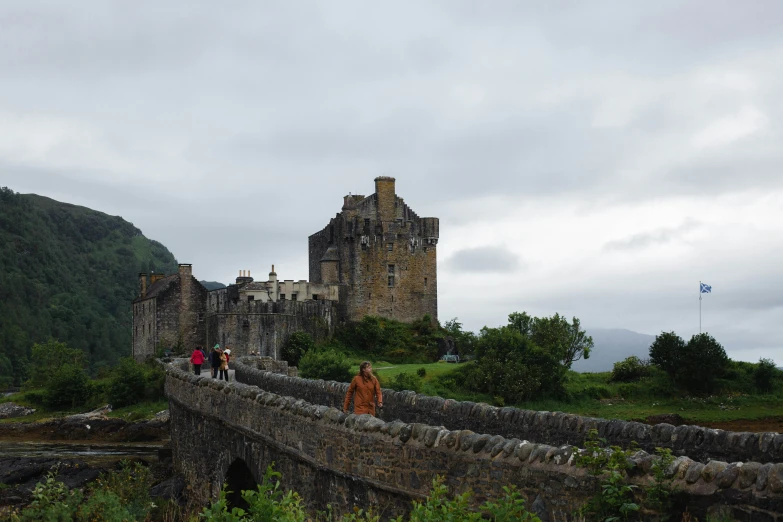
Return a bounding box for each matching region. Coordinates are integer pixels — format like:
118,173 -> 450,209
308,177 -> 438,324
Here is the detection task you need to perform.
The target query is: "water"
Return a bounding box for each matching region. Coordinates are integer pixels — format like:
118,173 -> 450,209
0,441 -> 165,461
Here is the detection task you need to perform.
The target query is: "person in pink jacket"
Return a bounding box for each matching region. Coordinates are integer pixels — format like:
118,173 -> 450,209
190,346 -> 205,375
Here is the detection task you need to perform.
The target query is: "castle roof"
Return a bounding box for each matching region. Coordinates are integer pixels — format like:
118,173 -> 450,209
320,245 -> 339,262
133,274 -> 177,302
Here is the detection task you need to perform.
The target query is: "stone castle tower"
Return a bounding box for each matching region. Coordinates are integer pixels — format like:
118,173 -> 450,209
308,177 -> 439,323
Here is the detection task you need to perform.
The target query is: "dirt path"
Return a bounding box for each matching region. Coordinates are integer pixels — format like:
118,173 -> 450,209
695,417 -> 783,433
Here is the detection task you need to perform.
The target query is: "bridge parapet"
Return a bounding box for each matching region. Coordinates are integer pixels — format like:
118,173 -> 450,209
234,357 -> 783,464
167,359 -> 783,521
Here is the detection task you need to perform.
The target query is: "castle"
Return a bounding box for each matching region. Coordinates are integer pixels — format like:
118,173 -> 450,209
132,177 -> 439,360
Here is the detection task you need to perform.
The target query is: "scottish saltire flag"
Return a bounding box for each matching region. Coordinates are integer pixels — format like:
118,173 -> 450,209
700,282 -> 712,294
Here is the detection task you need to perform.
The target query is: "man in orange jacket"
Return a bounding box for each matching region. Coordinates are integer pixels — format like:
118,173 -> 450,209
343,361 -> 383,415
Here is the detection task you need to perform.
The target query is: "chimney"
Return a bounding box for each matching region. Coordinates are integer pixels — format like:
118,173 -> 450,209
374,176 -> 396,221
139,273 -> 147,298
269,265 -> 277,282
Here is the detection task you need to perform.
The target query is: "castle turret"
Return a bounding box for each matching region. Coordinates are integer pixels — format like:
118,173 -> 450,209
139,273 -> 147,298
320,246 -> 340,284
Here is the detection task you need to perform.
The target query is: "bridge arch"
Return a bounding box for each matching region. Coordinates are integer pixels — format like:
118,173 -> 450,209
225,458 -> 258,511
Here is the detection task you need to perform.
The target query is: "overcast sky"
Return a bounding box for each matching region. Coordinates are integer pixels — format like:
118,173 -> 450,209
1,1 -> 781,363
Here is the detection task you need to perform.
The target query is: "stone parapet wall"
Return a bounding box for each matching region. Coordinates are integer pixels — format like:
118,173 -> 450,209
233,358 -> 783,464
168,362 -> 783,521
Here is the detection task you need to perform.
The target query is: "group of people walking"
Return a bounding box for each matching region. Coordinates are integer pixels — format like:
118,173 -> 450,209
189,350 -> 383,416
190,345 -> 231,381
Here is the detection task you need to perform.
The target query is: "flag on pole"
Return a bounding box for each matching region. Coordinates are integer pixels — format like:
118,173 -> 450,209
700,282 -> 712,294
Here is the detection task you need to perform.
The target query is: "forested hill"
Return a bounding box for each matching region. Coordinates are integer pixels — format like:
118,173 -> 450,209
0,187 -> 178,386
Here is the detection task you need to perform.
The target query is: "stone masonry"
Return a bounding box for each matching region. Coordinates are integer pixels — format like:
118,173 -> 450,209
308,177 -> 438,323
166,359 -> 783,521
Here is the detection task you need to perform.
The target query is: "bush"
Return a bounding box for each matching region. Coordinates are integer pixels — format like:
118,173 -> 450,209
649,331 -> 685,379
755,358 -> 780,394
610,356 -> 651,382
107,358 -> 147,407
416,367 -> 427,378
387,372 -> 423,393
298,349 -> 353,383
43,364 -> 90,409
281,332 -> 315,367
580,385 -> 612,400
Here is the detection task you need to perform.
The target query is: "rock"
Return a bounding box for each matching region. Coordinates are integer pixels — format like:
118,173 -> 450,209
0,402 -> 35,419
63,405 -> 112,422
0,457 -> 102,507
150,474 -> 186,501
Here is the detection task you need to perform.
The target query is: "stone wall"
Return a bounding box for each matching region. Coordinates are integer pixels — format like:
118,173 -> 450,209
167,362 -> 783,521
307,177 -> 438,324
233,358 -> 783,465
204,298 -> 335,357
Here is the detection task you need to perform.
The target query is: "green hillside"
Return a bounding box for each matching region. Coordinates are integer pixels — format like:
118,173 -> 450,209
0,187 -> 178,385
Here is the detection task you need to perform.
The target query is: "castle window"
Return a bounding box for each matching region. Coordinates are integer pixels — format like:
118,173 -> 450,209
424,277 -> 428,288
280,294 -> 286,300
312,294 -> 319,300
243,318 -> 250,328
388,275 -> 395,287
198,312 -> 205,322
387,243 -> 393,251
388,264 -> 395,274
362,242 -> 368,251
291,293 -> 297,301
148,324 -> 151,334
364,218 -> 370,228
247,296 -> 254,302
423,247 -> 428,253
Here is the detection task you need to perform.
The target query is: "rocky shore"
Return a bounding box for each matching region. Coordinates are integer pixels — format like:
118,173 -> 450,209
0,409 -> 178,510
0,409 -> 170,443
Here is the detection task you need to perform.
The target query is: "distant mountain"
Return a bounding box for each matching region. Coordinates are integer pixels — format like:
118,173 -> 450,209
0,187 -> 179,385
572,328 -> 656,373
200,280 -> 226,291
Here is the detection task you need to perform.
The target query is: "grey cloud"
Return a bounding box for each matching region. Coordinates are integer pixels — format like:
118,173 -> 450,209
446,246 -> 522,273
604,219 -> 701,251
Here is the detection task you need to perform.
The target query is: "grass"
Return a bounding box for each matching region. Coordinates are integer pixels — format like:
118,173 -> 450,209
347,361 -> 783,424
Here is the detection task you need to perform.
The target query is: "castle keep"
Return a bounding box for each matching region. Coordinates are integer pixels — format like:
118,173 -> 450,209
309,176 -> 438,323
132,178 -> 438,360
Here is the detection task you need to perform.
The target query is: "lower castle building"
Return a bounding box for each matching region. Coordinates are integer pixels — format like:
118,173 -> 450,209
132,178 -> 438,360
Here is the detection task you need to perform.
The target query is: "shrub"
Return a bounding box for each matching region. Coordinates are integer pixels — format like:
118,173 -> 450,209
299,349 -> 353,383
387,372 -> 423,393
281,332 -> 315,367
43,364 -> 90,409
416,367 -> 427,378
755,358 -> 780,394
581,385 -> 612,400
107,358 -> 147,408
610,356 -> 651,382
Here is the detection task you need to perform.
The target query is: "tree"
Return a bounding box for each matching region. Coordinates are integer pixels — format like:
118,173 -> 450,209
281,332 -> 315,367
678,333 -> 729,394
27,340 -> 87,388
43,364 -> 90,409
650,332 -> 729,394
107,357 -> 147,407
508,312 -> 593,369
460,326 -> 567,403
648,331 -> 685,379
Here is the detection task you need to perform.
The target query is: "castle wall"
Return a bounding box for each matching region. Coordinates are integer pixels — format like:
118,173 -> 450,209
167,361 -> 783,521
204,295 -> 335,356
132,297 -> 157,360
233,359 -> 783,465
308,178 -> 438,324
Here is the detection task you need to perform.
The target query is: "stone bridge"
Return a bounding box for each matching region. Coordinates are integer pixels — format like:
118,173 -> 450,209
166,357 -> 783,521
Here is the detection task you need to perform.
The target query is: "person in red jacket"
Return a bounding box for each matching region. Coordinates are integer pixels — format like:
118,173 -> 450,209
343,361 -> 383,416
190,346 -> 205,375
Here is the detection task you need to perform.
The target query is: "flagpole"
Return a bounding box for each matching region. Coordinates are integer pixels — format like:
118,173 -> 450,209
699,280 -> 702,334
